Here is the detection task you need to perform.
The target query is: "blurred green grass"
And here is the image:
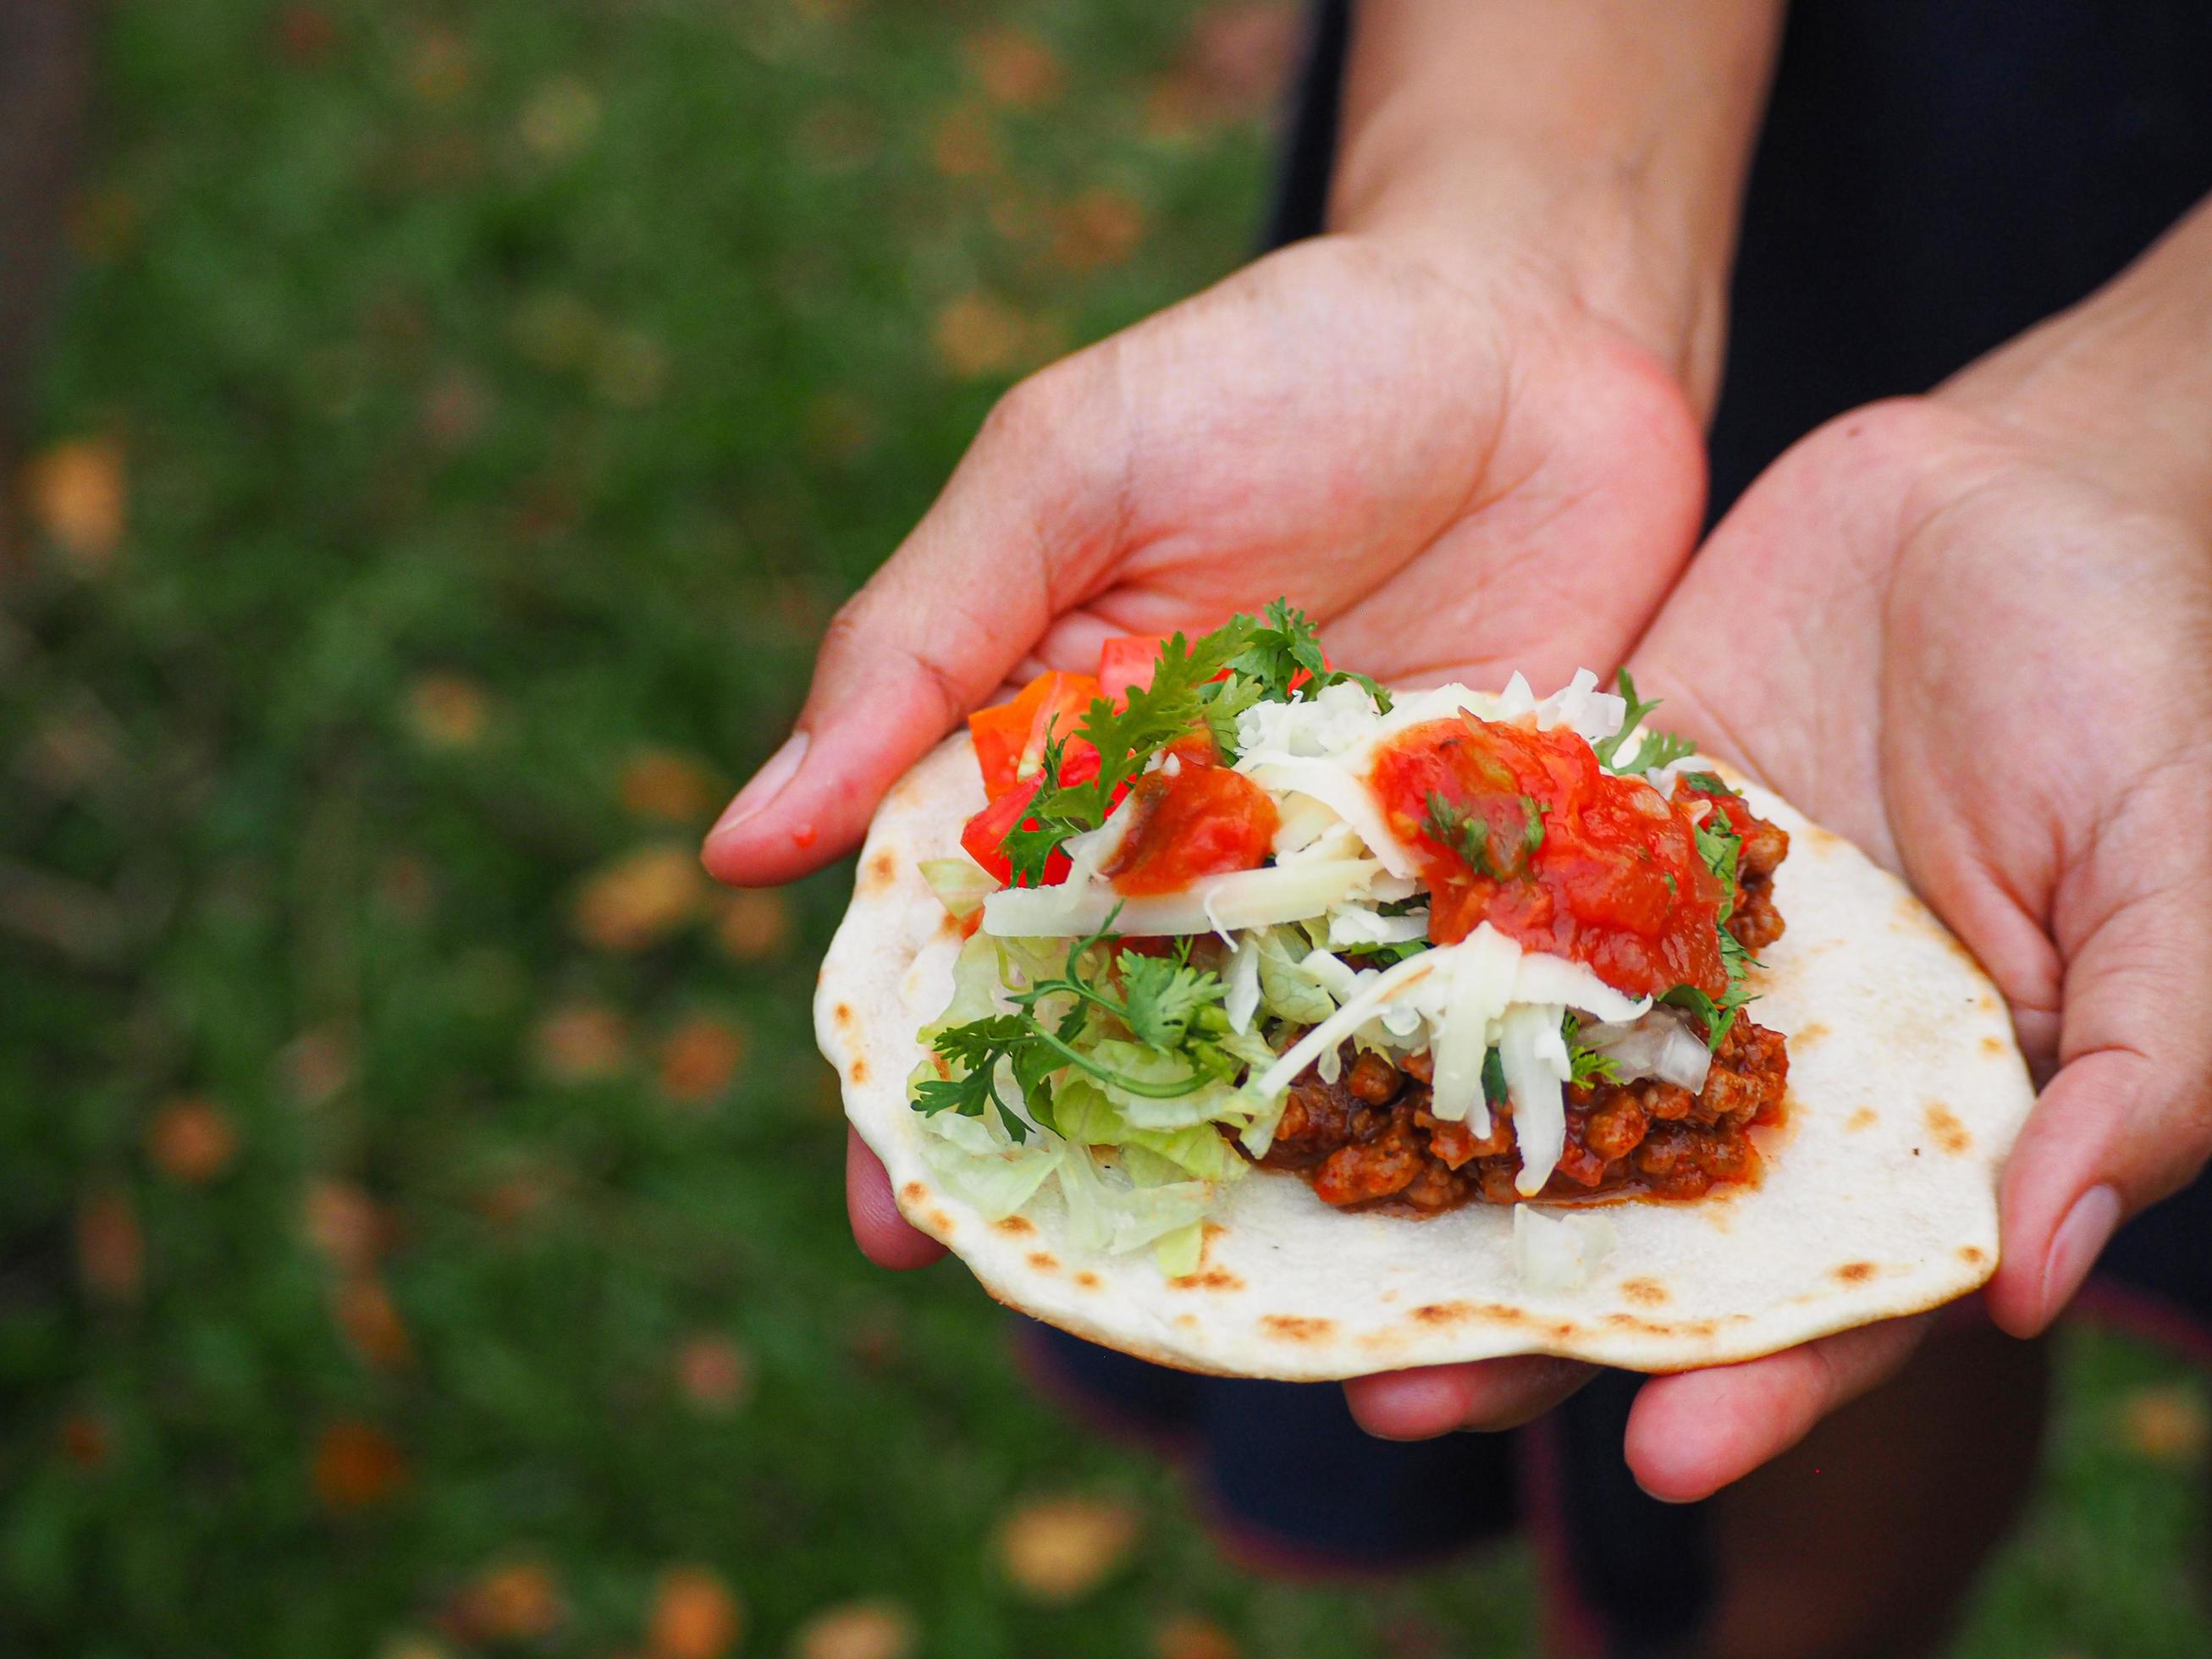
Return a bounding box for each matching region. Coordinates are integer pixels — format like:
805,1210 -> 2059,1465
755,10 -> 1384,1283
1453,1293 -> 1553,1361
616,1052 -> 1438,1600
2,3 -> 2206,1655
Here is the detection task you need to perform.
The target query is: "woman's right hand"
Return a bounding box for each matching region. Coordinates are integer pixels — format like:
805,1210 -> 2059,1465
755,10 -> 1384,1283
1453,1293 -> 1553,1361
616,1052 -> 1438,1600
716,229 -> 1707,1279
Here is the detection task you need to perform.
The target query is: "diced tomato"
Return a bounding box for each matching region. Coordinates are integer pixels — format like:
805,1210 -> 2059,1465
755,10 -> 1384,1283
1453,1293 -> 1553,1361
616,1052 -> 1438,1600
1098,634 -> 1172,702
1102,759 -> 1279,896
968,670 -> 1102,802
959,743 -> 1103,886
1369,714 -> 1726,1000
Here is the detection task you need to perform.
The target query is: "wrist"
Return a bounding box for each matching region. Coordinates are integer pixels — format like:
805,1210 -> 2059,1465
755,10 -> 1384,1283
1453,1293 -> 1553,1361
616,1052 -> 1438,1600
1326,0 -> 1780,423
1329,139 -> 1732,415
1941,197 -> 2212,529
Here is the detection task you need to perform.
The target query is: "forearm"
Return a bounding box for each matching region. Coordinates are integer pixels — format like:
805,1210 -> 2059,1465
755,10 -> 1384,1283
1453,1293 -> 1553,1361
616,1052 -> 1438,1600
1944,193 -> 2212,530
1329,0 -> 1784,416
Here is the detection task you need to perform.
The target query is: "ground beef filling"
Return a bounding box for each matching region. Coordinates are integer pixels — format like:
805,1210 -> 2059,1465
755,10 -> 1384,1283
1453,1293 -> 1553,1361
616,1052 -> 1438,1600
1249,789 -> 1792,1212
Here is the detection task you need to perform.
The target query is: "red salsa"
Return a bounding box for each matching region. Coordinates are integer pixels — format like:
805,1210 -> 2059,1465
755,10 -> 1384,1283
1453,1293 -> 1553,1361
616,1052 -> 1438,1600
1369,714 -> 1727,1000
1104,757 -> 1277,895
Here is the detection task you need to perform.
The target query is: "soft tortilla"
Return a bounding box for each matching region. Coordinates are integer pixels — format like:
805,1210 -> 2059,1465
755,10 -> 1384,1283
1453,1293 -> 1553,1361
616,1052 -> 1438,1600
817,729 -> 2035,1378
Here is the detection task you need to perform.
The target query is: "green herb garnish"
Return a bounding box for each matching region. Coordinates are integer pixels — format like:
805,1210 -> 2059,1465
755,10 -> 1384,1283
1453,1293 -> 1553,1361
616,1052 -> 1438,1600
1594,669 -> 1697,775
913,920 -> 1243,1140
1563,1012 -> 1623,1088
1422,791 -> 1545,879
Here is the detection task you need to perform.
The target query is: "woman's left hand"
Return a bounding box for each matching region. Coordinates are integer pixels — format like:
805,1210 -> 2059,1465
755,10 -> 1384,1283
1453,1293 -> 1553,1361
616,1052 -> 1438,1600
1349,231 -> 2212,1491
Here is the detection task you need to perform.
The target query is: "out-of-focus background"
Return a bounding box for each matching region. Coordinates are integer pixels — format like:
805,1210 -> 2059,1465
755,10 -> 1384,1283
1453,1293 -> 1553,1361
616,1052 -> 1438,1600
3,3 -> 2209,1655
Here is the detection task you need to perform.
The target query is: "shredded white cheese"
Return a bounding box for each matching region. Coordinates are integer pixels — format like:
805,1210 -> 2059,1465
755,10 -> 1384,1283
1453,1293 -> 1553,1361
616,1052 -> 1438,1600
1512,1204 -> 1619,1292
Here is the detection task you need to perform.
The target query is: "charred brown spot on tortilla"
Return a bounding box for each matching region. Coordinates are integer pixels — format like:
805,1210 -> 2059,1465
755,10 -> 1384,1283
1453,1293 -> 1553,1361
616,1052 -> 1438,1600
925,1210 -> 954,1234
1845,1106 -> 1878,1133
1411,1301 -> 1475,1326
1621,1278 -> 1669,1307
1074,1270 -> 1100,1289
1480,1303 -> 1529,1324
1262,1315 -> 1335,1342
1169,1266 -> 1244,1292
1978,1035 -> 2005,1057
832,1001 -> 854,1027
991,1215 -> 1036,1236
901,1182 -> 928,1204
848,1057 -> 869,1083
1834,1261 -> 1877,1283
1239,793 -> 1791,1213
1026,1251 -> 1058,1272
1925,1104 -> 1972,1155
1794,1022 -> 1829,1049
1959,1245 -> 1988,1266
865,847 -> 899,889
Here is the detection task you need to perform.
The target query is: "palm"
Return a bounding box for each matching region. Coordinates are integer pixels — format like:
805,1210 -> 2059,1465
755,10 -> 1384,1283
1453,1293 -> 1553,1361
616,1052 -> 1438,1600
1629,399 -> 2212,1078
711,233 -> 1707,885
1009,235 -> 1704,692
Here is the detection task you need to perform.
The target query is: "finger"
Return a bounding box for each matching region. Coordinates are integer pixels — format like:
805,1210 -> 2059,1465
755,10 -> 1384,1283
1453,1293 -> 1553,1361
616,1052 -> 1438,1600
703,363 -> 1123,887
1624,1314 -> 1930,1503
1343,1356 -> 1596,1439
1984,763 -> 2212,1337
845,1127 -> 946,1270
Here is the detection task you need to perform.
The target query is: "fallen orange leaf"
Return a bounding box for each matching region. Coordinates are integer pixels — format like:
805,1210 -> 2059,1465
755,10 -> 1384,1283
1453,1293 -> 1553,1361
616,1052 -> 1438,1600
714,888 -> 795,962
76,1187 -> 143,1302
929,105 -> 997,179
532,1002 -> 632,1082
996,1494 -> 1142,1604
25,438 -> 125,569
334,1273 -> 413,1370
792,1599 -> 916,1659
146,1096 -> 239,1183
931,294 -> 1028,379
647,1564 -> 743,1659
658,1016 -> 747,1105
674,1334 -> 754,1414
2121,1385 -> 2209,1463
1046,188 -> 1146,273
968,26 -> 1064,108
303,1180 -> 389,1271
405,674 -> 489,750
455,1557 -> 565,1641
313,1419 -> 410,1512
572,845 -> 706,951
620,750 -> 725,824
57,1412 -> 111,1469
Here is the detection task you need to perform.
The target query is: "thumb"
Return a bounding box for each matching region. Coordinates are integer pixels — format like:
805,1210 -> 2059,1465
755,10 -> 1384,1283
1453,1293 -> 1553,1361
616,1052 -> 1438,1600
703,364 -> 1123,885
1984,771 -> 2212,1337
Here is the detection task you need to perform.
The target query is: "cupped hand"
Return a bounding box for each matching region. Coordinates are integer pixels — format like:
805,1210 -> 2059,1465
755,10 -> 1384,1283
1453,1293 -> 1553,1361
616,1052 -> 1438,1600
1350,385 -> 2212,1494
709,234 -> 1709,1311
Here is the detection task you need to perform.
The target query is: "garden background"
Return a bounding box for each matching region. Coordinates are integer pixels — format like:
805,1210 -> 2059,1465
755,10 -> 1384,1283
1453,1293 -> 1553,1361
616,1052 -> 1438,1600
4,3 -> 2209,1655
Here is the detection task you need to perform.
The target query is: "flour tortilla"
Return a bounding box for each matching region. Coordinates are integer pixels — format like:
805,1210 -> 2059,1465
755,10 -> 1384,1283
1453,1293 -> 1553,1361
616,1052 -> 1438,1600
816,724 -> 2036,1379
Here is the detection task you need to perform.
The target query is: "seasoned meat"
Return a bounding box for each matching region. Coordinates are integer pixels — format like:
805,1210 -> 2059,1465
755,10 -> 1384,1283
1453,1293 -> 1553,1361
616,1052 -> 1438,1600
1252,1017 -> 1789,1212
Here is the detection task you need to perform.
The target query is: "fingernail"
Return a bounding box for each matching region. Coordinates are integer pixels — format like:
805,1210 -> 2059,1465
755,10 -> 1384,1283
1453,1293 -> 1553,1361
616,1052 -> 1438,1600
709,731 -> 808,841
2039,1182 -> 2121,1328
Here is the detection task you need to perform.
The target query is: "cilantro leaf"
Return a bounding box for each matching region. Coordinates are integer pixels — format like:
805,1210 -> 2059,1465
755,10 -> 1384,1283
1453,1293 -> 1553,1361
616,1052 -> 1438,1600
1594,669 -> 1696,775
1222,599 -> 1393,715
911,919 -> 1249,1138
1422,791 -> 1545,879
1562,1013 -> 1622,1087
1117,954 -> 1227,1050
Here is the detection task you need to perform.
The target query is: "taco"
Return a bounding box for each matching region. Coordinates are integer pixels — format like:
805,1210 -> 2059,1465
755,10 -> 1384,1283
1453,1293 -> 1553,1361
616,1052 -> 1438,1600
816,604 -> 2034,1378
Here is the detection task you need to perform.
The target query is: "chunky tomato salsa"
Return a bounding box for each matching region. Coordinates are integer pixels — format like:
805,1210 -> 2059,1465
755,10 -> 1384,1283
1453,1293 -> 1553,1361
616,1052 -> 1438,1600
1260,781 -> 1793,1212
1371,714 -> 1729,1000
